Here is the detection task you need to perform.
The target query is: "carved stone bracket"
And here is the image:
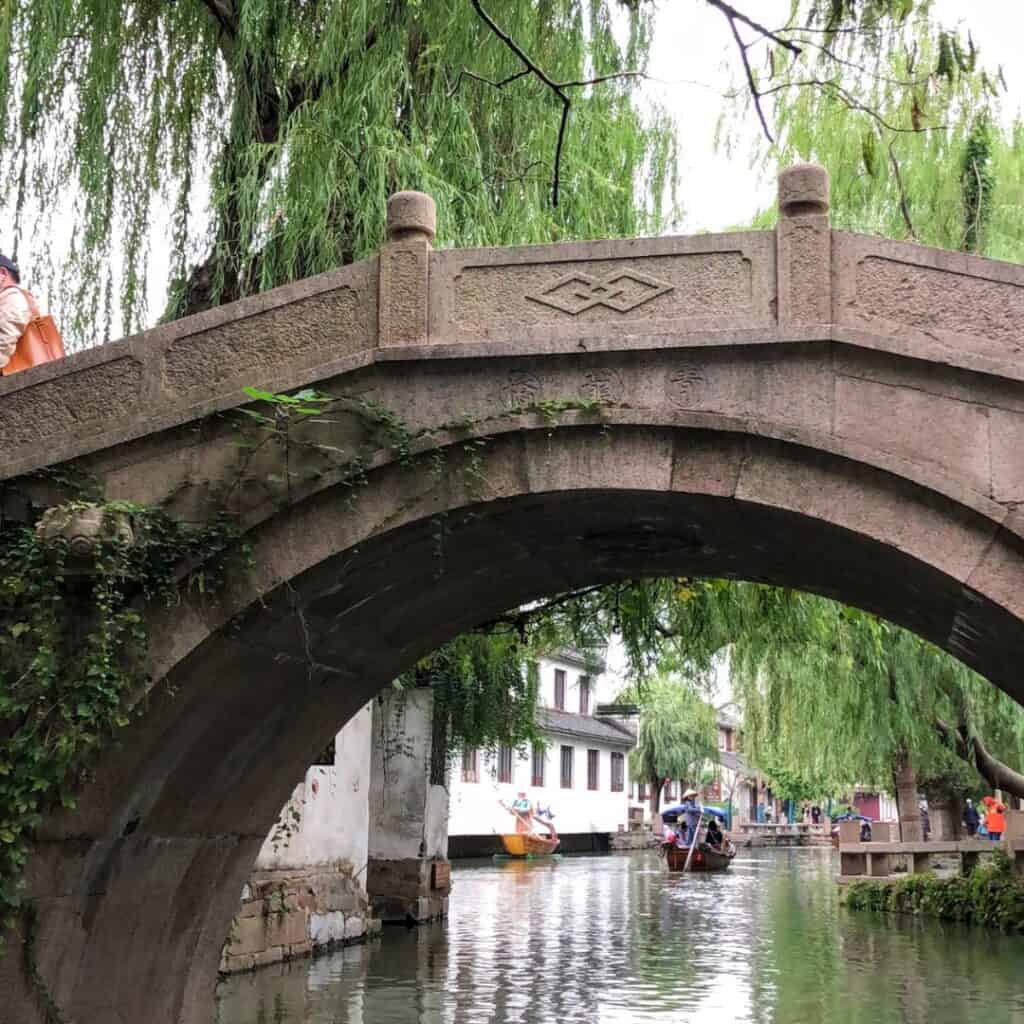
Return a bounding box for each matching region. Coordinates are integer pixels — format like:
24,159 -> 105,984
36,503 -> 135,573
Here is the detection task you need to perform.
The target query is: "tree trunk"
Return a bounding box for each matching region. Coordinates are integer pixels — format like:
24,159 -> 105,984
926,791 -> 962,841
892,748 -> 923,841
649,778 -> 663,835
969,733 -> 1024,800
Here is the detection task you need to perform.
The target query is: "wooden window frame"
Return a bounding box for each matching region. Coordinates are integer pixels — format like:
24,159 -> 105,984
579,676 -> 590,715
587,749 -> 599,791
531,744 -> 545,787
497,745 -> 513,785
611,752 -> 625,793
554,669 -> 566,710
560,745 -> 574,789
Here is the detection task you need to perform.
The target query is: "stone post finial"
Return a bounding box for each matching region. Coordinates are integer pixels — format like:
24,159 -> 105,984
386,191 -> 437,243
776,163 -> 831,327
778,163 -> 830,218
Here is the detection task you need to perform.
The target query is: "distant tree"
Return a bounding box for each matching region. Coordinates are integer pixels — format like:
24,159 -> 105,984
626,675 -> 718,822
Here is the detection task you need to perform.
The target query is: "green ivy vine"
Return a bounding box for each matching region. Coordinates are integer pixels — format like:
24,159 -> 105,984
0,497 -> 247,941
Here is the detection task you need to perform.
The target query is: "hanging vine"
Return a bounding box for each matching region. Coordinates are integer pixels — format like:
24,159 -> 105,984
0,497 -> 247,939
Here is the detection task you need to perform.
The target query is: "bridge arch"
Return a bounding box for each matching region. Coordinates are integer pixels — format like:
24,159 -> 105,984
4,167 -> 1024,1022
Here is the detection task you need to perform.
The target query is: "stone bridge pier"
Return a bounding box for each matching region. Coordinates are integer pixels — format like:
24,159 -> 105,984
3,165 -> 1024,1022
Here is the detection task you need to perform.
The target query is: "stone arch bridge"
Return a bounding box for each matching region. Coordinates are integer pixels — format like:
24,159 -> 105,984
3,165 -> 1024,1023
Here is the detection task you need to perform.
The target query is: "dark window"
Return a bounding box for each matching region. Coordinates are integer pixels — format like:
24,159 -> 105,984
497,745 -> 513,784
554,669 -> 566,710
579,676 -> 590,715
611,752 -> 625,792
638,782 -> 648,802
663,781 -> 674,802
462,748 -> 478,783
560,745 -> 574,789
531,744 -> 545,787
587,749 -> 599,790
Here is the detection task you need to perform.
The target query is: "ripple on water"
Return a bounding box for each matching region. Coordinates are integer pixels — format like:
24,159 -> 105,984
215,848 -> 1024,1024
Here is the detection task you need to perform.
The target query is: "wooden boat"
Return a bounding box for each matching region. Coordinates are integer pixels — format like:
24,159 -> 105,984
499,832 -> 561,857
663,841 -> 735,873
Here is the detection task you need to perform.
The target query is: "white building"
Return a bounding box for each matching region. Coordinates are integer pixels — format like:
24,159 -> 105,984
448,651 -> 637,854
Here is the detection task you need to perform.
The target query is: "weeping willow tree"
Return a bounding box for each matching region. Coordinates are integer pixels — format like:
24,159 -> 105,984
0,0 -> 1008,350
401,632 -> 543,784
651,582 -> 1024,837
726,1 -> 1024,259
625,674 -> 718,818
0,0 -> 677,347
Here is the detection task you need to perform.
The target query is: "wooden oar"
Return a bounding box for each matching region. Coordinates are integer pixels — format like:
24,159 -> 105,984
682,809 -> 703,873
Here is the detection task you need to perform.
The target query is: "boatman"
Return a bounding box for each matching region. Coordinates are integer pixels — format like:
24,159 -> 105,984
509,792 -> 533,833
678,788 -> 704,845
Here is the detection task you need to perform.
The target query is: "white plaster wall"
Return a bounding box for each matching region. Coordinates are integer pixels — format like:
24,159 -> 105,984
255,701 -> 373,877
537,654 -> 619,712
368,688 -> 449,861
448,739 -> 632,837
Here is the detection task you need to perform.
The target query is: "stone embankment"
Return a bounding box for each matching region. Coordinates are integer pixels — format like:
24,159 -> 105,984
221,867 -> 380,973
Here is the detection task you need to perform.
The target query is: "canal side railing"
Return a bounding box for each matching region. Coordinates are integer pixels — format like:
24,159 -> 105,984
837,812 -> 1024,884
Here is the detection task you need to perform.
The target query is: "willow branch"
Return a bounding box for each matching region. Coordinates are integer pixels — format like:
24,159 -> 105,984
466,0 -> 644,206
751,79 -> 947,135
888,141 -> 917,240
714,3 -> 775,143
704,0 -> 802,55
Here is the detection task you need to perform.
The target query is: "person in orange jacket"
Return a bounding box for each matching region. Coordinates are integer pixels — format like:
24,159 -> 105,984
981,795 -> 1006,841
0,254 -> 31,370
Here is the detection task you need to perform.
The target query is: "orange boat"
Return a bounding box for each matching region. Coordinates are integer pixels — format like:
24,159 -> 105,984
499,832 -> 561,857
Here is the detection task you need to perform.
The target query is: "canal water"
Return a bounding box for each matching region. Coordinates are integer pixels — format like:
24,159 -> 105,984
215,848 -> 1024,1023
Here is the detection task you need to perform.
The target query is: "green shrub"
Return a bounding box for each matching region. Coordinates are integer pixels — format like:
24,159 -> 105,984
845,852 -> 1024,932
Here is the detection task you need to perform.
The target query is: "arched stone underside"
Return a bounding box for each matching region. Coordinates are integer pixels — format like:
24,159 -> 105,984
3,169 -> 1024,1022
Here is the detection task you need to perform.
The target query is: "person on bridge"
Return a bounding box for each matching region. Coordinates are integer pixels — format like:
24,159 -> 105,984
963,799 -> 981,837
0,253 -> 64,375
982,795 -> 1006,841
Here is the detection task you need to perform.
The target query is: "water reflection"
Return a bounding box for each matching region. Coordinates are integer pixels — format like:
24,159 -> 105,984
215,849 -> 1024,1024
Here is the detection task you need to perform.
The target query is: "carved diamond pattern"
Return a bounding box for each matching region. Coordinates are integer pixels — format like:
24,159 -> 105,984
527,270 -> 674,315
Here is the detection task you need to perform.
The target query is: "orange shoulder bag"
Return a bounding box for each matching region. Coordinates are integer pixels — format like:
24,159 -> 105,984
2,287 -> 66,376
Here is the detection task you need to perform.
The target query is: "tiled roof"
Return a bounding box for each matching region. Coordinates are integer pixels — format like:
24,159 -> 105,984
538,707 -> 636,748
545,648 -> 608,673
718,749 -> 748,774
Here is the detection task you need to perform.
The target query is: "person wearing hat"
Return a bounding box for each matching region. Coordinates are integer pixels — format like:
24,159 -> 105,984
0,254 -> 31,370
677,787 -> 704,846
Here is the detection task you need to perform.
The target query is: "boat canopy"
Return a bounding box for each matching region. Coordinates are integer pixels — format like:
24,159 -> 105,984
661,804 -> 729,824
830,812 -> 873,824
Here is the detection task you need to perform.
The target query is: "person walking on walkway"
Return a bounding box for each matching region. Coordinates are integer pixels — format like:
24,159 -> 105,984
0,255 -> 32,370
982,795 -> 1006,841
0,253 -> 64,375
963,799 -> 981,837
